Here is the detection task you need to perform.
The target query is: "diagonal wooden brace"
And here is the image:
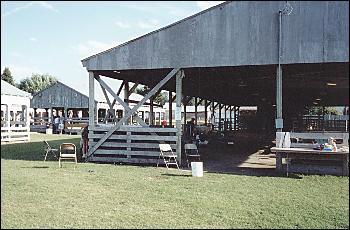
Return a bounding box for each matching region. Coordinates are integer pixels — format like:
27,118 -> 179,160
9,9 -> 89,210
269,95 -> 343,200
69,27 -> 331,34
87,68 -> 180,157
97,78 -> 148,127
100,85 -> 118,122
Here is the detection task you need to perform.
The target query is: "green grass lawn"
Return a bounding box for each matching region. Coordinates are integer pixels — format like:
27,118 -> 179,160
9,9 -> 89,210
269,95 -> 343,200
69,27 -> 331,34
1,133 -> 349,229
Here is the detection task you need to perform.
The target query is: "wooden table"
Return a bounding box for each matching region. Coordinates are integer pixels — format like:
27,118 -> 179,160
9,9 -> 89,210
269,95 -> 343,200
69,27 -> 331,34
270,147 -> 349,176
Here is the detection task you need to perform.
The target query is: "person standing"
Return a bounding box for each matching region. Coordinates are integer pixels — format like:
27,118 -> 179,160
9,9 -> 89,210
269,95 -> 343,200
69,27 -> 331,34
54,116 -> 59,134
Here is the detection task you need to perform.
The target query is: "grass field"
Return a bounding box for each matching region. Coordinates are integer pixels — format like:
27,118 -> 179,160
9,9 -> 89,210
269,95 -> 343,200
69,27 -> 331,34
1,133 -> 349,229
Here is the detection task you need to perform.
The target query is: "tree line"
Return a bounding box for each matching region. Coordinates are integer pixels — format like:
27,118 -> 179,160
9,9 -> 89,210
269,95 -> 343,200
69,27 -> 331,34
1,67 -> 57,94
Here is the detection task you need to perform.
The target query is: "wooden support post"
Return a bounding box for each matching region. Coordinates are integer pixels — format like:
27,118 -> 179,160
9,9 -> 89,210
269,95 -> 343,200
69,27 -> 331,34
184,100 -> 187,126
276,152 -> 283,173
237,106 -> 240,131
234,106 -> 237,131
224,105 -> 227,131
211,101 -> 215,130
124,81 -> 129,125
45,108 -> 49,123
5,104 -> 10,127
89,72 -> 95,128
194,97 -> 198,125
150,97 -> 154,125
176,70 -> 184,166
229,106 -> 232,131
218,103 -> 222,131
169,91 -> 173,126
50,107 -> 53,124
276,65 -> 283,132
34,108 -> 37,122
204,100 -> 208,125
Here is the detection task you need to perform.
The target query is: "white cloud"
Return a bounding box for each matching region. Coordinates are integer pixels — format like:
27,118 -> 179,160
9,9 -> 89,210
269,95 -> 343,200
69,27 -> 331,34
29,37 -> 37,42
75,40 -> 121,58
136,19 -> 159,29
115,21 -> 131,29
196,1 -> 225,10
1,1 -> 57,17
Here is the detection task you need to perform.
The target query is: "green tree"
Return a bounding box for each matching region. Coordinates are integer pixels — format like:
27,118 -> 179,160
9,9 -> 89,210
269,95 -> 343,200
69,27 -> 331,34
135,86 -> 168,106
18,73 -> 58,94
1,67 -> 16,86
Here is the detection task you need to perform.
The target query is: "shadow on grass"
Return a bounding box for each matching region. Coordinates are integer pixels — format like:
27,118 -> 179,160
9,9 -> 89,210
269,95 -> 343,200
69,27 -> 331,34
1,137 -> 81,162
20,166 -> 50,169
204,168 -> 303,179
161,173 -> 192,177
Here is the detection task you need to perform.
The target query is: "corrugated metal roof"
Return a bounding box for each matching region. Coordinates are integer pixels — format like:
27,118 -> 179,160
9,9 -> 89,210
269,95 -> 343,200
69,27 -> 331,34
1,79 -> 31,97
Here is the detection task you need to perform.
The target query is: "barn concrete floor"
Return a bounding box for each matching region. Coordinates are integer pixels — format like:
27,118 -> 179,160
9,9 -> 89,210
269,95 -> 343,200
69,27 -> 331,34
186,133 -> 279,176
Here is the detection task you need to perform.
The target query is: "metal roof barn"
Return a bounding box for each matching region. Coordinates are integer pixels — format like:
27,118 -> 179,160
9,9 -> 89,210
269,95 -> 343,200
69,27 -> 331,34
81,1 -> 349,165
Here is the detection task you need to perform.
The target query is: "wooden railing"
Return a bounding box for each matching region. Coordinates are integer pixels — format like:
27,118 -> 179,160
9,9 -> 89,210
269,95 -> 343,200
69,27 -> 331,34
1,126 -> 30,142
64,118 -> 89,134
290,132 -> 349,148
88,125 -> 177,164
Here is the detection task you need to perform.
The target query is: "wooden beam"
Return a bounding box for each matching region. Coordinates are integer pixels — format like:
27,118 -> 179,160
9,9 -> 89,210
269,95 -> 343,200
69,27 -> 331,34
87,68 -> 180,157
224,105 -> 227,131
169,91 -> 173,126
171,95 -> 176,103
194,97 -> 198,125
185,96 -> 192,105
213,102 -> 219,110
109,81 -> 125,108
196,98 -> 203,107
229,106 -> 232,131
128,82 -> 139,95
218,103 -> 222,131
124,81 -> 129,125
89,72 -> 95,127
204,100 -> 208,125
95,76 -> 148,127
100,85 -> 117,122
117,81 -> 125,96
150,97 -> 154,125
176,70 -> 184,165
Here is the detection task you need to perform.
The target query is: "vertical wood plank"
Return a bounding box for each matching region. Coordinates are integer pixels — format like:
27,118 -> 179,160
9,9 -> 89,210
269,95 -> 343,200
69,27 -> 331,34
176,70 -> 183,165
89,72 -> 95,128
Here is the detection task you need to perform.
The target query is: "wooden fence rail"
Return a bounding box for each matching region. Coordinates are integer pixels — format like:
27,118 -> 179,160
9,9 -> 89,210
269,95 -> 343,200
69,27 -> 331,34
88,125 -> 177,164
1,126 -> 30,142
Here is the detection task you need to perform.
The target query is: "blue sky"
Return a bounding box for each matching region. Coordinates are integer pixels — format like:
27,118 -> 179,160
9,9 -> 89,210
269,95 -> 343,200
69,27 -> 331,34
1,1 -> 224,101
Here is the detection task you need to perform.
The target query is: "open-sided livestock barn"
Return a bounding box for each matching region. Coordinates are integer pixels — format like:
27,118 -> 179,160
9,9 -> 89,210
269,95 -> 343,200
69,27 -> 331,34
81,1 -> 349,165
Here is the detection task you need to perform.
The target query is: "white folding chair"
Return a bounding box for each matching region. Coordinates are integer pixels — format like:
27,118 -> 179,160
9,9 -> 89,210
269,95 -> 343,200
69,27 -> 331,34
43,140 -> 58,161
184,143 -> 201,168
157,144 -> 179,169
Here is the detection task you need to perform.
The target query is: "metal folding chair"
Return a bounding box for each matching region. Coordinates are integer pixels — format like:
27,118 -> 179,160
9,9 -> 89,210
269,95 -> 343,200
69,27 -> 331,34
43,140 -> 59,161
59,143 -> 77,168
184,143 -> 201,168
157,144 -> 179,169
